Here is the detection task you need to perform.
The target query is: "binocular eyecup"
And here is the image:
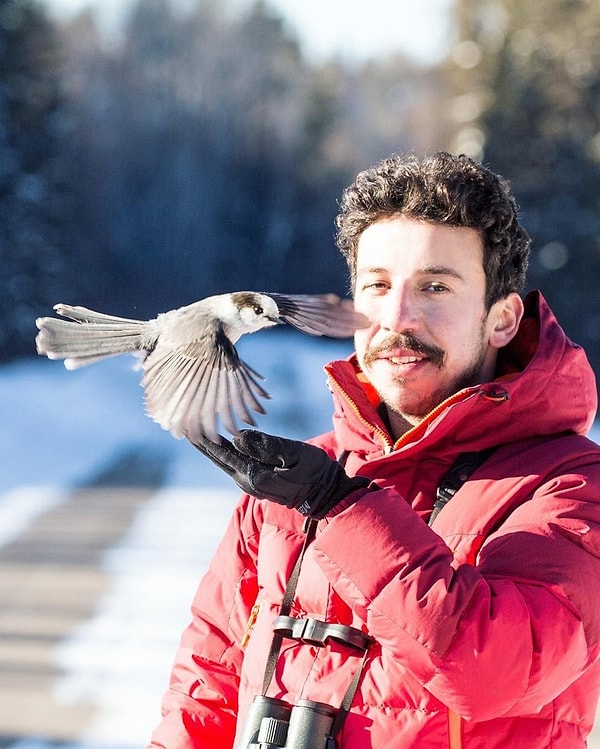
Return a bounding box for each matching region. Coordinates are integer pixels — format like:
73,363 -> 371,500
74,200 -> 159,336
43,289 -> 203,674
237,694 -> 337,749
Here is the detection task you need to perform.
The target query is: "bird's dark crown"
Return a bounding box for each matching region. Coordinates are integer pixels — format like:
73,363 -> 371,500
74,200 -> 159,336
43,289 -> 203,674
231,291 -> 263,309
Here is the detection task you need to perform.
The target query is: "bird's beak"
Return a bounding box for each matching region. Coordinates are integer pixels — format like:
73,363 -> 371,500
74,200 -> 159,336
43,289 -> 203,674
267,316 -> 282,325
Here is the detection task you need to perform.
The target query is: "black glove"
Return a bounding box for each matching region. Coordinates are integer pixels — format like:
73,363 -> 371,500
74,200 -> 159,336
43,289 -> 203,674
191,429 -> 372,519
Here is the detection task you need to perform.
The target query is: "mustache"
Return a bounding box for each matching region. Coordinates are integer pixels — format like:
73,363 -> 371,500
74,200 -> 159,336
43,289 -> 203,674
363,332 -> 445,368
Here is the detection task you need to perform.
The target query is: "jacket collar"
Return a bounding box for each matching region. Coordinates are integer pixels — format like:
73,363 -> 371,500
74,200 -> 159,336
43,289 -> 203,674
324,291 -> 597,459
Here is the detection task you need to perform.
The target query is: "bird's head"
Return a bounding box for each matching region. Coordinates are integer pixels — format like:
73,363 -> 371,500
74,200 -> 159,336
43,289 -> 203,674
232,292 -> 281,334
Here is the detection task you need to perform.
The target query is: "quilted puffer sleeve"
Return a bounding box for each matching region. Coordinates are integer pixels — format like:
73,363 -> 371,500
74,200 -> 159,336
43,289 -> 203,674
148,493 -> 261,748
312,457 -> 600,722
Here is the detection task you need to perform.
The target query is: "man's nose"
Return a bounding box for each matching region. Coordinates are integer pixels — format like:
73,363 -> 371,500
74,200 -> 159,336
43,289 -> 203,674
380,287 -> 418,332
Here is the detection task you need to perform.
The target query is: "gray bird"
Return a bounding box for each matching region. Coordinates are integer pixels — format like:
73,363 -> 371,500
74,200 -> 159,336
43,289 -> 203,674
35,292 -> 366,442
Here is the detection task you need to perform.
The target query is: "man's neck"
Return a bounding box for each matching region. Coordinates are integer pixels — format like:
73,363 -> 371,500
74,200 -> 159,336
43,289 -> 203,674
377,403 -> 415,442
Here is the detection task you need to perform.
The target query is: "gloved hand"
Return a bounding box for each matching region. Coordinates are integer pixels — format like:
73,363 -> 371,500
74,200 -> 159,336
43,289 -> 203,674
191,430 -> 373,519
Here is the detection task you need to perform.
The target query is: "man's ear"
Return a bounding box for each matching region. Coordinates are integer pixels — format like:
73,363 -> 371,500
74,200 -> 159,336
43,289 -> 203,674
488,293 -> 524,349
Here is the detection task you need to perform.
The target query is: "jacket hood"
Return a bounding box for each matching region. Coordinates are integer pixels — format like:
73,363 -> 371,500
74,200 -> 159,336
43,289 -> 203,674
324,290 -> 597,461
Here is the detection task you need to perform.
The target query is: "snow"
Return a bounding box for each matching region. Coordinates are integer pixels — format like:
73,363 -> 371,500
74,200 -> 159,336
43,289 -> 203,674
53,488 -> 238,747
1,331 -> 599,748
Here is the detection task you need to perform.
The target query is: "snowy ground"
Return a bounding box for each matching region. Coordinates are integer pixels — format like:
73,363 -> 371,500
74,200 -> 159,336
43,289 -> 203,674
1,330 -> 599,748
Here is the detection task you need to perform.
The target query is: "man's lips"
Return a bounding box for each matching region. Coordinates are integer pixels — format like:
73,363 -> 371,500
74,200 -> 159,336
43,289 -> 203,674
363,333 -> 444,368
373,348 -> 427,364
384,353 -> 427,365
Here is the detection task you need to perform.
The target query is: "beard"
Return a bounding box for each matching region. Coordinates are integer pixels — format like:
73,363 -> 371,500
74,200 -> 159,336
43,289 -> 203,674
362,325 -> 490,424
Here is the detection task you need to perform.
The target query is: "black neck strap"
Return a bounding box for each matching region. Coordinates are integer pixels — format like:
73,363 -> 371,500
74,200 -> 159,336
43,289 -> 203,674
260,517 -> 371,744
261,517 -> 318,695
429,447 -> 496,527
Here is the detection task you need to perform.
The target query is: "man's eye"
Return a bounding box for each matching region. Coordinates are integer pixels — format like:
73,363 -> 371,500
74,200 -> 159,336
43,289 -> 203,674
362,281 -> 389,292
423,282 -> 448,293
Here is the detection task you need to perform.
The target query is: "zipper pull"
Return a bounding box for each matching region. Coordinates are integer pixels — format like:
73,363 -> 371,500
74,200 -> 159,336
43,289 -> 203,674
241,602 -> 261,649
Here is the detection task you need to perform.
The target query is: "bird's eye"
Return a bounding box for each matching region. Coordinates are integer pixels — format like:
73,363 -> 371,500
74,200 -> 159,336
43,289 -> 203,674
253,305 -> 264,315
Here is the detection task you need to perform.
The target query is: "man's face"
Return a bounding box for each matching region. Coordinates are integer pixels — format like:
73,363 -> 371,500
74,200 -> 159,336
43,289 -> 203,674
354,216 -> 507,433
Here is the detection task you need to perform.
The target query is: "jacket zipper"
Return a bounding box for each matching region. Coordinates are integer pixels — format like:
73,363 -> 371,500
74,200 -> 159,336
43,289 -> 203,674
327,372 -> 393,452
328,371 -> 476,455
391,388 -> 474,450
449,708 -> 462,748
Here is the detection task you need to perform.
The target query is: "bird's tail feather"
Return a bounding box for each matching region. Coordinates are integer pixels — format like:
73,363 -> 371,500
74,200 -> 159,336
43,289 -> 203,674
35,304 -> 147,369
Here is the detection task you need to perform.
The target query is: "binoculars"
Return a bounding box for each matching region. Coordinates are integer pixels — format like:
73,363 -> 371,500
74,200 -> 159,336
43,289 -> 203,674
237,694 -> 338,749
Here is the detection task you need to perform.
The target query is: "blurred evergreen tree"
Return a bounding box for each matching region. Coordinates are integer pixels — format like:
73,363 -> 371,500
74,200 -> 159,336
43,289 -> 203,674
53,0 -> 444,318
446,0 -> 600,386
0,0 -> 75,358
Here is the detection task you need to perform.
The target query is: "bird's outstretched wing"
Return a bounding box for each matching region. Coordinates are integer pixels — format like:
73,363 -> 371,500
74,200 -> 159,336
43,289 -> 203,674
142,326 -> 269,443
268,293 -> 368,338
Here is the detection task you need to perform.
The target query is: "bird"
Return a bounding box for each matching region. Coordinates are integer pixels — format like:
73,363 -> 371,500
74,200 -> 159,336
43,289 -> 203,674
35,291 -> 367,442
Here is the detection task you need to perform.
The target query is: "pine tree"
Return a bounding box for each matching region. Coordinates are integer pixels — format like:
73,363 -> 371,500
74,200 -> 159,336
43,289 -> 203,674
0,0 -> 73,358
447,0 -> 600,385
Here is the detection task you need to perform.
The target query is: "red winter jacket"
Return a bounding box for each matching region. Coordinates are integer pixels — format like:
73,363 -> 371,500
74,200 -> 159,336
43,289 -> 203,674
148,291 -> 600,749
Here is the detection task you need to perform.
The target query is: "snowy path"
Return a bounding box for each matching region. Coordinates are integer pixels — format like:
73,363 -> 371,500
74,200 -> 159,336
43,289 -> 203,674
52,486 -> 238,748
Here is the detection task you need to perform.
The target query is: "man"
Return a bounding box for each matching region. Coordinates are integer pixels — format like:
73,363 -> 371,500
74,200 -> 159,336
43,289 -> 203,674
148,152 -> 600,748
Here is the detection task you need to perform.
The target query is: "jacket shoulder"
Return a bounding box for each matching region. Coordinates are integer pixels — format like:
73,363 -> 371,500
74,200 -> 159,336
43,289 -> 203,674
307,429 -> 339,458
432,432 -> 600,557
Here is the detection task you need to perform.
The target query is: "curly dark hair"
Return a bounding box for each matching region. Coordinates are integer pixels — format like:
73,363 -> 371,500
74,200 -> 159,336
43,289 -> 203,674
335,151 -> 530,308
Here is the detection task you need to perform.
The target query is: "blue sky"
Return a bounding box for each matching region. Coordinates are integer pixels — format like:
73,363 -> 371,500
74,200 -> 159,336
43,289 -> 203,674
256,0 -> 455,63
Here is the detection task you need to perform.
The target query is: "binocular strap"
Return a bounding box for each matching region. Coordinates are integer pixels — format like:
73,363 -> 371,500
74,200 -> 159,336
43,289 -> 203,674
261,518 -> 318,696
260,518 -> 372,743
